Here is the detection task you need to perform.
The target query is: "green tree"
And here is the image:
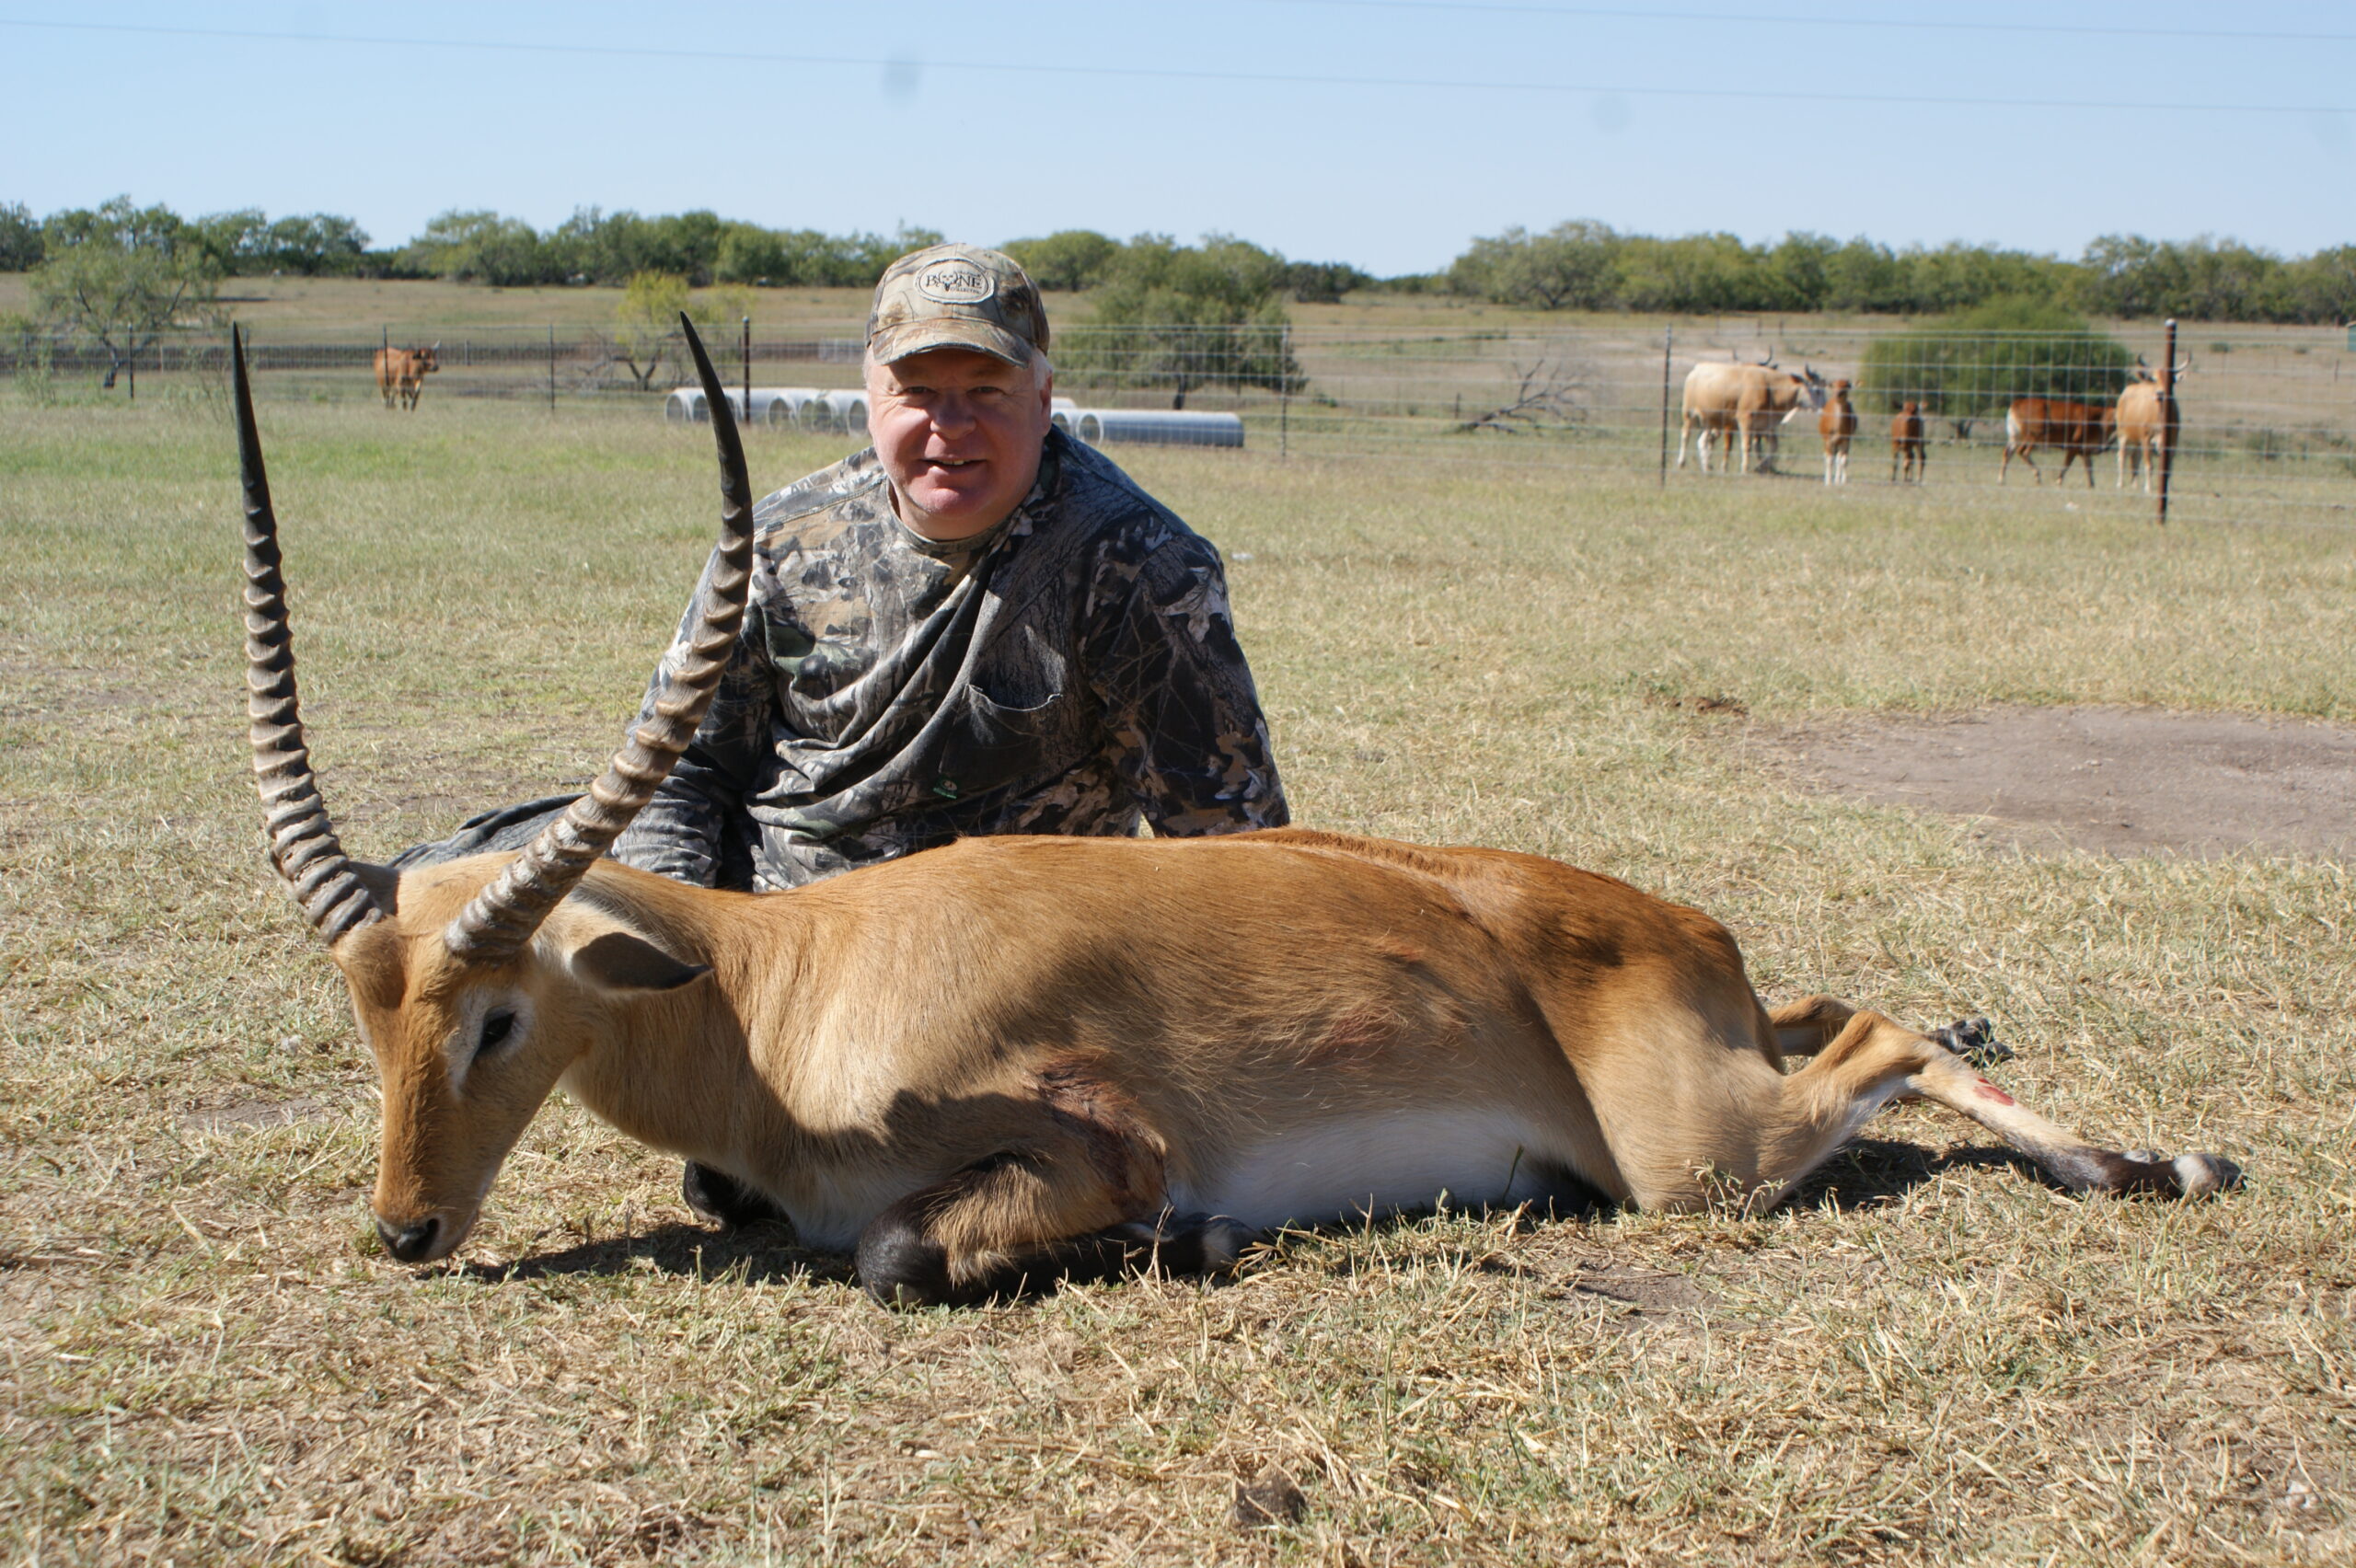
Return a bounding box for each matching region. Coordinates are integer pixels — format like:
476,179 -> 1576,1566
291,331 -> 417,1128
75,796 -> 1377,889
0,201 -> 40,271
2284,245 -> 2356,325
405,210 -> 552,285
191,208 -> 270,273
30,197 -> 221,391
598,272 -> 745,391
1001,230 -> 1122,292
1059,235 -> 1301,403
261,213 -> 371,275
1449,221 -> 1620,310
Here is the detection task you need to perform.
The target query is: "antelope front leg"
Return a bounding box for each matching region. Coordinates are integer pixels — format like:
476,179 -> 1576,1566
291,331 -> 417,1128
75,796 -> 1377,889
855,1152 -> 1252,1307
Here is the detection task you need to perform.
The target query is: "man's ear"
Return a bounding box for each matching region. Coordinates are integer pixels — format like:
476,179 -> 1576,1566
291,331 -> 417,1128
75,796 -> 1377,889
572,930 -> 710,993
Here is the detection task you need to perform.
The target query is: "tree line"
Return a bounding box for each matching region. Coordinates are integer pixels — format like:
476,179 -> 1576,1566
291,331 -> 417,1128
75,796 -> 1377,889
6,197 -> 2349,324
1442,221 -> 2356,326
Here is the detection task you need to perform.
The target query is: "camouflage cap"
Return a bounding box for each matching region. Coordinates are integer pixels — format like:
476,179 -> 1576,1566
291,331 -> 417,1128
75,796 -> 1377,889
867,244 -> 1049,367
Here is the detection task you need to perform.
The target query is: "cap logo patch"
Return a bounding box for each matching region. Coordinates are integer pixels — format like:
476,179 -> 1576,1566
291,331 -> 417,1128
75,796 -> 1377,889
916,265 -> 995,305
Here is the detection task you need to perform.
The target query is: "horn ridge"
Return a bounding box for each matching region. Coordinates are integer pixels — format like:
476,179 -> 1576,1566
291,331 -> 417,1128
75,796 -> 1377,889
233,325 -> 383,947
444,316 -> 755,963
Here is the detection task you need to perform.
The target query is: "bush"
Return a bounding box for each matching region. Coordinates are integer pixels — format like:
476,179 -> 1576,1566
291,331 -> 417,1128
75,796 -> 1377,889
1059,235 -> 1302,400
1857,297 -> 2137,417
1001,231 -> 1121,293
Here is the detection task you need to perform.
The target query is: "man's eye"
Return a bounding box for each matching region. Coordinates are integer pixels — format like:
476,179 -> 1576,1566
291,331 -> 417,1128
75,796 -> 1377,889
478,1009 -> 515,1056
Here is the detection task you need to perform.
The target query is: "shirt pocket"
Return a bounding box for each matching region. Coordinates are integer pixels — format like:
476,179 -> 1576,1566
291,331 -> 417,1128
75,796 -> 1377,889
930,686 -> 1067,804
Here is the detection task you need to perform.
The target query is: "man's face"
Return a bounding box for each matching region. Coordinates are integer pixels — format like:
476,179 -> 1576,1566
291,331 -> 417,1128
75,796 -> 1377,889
866,347 -> 1053,540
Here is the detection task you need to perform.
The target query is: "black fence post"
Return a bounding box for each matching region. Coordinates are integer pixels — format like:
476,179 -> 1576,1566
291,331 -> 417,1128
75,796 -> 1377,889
547,326 -> 557,412
126,336 -> 136,403
1657,328 -> 1673,487
1278,323 -> 1290,461
2155,317 -> 2177,526
743,317 -> 753,428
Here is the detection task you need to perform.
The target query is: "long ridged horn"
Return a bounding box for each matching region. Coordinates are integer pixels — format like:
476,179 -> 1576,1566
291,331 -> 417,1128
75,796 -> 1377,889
443,316 -> 753,964
236,325 -> 385,945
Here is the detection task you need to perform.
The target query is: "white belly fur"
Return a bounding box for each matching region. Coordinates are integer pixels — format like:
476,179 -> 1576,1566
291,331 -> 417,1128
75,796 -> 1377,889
1172,1109 -> 1562,1229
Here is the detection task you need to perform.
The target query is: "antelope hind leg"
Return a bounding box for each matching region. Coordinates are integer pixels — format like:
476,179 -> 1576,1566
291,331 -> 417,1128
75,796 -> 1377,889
1750,1009 -> 2237,1205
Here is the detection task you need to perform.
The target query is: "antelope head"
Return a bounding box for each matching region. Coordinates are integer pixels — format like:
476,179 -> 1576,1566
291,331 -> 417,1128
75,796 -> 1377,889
233,317 -> 752,1262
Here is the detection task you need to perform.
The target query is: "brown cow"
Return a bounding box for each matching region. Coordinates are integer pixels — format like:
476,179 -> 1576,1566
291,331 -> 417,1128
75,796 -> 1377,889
1890,401 -> 1926,483
2116,357 -> 2189,493
374,342 -> 441,411
1818,379 -> 1857,485
2000,398 -> 2113,487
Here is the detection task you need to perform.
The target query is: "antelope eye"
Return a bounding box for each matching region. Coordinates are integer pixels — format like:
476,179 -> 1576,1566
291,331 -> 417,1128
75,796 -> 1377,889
477,1009 -> 516,1056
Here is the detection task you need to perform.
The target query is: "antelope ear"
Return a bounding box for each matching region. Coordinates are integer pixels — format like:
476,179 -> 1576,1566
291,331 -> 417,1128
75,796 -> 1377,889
572,930 -> 710,993
352,861 -> 401,917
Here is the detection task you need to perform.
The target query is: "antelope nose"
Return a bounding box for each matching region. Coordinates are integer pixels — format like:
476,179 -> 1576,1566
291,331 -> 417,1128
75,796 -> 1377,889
376,1215 -> 442,1262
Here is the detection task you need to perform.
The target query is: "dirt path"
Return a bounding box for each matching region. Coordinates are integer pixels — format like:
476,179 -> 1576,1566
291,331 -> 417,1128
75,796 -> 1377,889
1762,707 -> 2356,859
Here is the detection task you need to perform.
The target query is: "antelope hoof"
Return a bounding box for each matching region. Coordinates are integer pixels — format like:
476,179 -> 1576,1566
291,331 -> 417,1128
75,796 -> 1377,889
2097,1149 -> 2243,1199
1929,1016 -> 2012,1066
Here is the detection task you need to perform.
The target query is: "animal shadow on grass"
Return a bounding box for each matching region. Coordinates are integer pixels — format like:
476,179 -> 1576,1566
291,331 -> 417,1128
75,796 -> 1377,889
468,1219 -> 853,1290
461,1141 -> 2030,1297
1787,1137 -> 2037,1213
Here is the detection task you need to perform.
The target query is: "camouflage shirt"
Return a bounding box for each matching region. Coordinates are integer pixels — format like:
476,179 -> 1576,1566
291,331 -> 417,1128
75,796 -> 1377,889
611,429 -> 1288,891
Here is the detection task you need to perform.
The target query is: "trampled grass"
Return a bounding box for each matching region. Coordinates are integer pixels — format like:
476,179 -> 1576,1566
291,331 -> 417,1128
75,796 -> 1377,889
3,395 -> 2352,1564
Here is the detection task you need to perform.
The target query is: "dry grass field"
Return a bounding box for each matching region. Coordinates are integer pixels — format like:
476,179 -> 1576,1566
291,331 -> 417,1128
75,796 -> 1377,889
4,391 -> 2353,1564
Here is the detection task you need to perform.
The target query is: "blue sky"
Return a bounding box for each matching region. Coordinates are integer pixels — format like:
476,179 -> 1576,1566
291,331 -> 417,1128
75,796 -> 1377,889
1,1 -> 2347,275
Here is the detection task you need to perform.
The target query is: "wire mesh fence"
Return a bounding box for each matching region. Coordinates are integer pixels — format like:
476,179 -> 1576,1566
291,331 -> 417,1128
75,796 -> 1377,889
9,318 -> 2353,525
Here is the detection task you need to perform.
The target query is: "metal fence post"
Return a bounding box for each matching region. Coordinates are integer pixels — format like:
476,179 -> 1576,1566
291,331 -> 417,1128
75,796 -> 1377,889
1278,323 -> 1290,460
126,335 -> 136,403
742,316 -> 753,427
2155,317 -> 2177,526
1657,328 -> 1673,487
547,326 -> 557,412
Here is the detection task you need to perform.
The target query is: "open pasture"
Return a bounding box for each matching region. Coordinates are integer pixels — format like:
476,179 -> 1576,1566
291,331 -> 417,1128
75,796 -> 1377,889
3,396 -> 2353,1563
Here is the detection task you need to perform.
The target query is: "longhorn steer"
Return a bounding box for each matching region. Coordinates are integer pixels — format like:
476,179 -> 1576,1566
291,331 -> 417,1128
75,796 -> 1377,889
233,323 -> 2239,1307
1890,401 -> 1926,483
2116,357 -> 2189,493
1818,379 -> 1857,485
1676,359 -> 1828,475
2001,398 -> 2113,487
374,342 -> 441,411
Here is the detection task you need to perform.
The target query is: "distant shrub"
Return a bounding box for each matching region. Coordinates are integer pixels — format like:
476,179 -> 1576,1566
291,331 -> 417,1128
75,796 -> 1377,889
1858,297 -> 2137,417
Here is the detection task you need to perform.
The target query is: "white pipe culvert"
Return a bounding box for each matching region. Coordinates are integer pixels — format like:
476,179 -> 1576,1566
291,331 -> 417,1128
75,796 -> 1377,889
1073,409 -> 1244,448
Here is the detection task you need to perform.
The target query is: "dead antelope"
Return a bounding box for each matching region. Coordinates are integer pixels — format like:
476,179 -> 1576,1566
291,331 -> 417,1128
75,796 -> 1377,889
234,325 -> 2239,1308
1890,401 -> 1926,483
1818,378 -> 1857,485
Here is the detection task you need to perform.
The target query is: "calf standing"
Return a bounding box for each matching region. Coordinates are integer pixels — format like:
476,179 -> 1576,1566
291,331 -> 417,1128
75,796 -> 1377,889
1819,379 -> 1857,484
1890,401 -> 1926,482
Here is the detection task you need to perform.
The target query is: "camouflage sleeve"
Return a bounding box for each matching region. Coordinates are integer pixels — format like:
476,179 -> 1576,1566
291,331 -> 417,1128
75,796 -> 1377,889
1089,539 -> 1289,836
610,551 -> 778,887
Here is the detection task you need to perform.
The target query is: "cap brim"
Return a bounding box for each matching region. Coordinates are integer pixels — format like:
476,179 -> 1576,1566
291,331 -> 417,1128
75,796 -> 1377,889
869,319 -> 1034,367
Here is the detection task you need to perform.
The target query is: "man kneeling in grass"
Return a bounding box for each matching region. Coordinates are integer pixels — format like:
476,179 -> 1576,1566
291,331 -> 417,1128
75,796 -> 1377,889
396,244 -> 1289,1224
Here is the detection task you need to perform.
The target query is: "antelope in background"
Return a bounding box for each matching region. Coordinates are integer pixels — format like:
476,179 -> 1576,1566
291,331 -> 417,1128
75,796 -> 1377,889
1818,378 -> 1857,484
2117,354 -> 2190,493
374,342 -> 440,411
2001,397 -> 2114,487
1890,401 -> 1926,483
1676,353 -> 1829,475
234,324 -> 2239,1308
